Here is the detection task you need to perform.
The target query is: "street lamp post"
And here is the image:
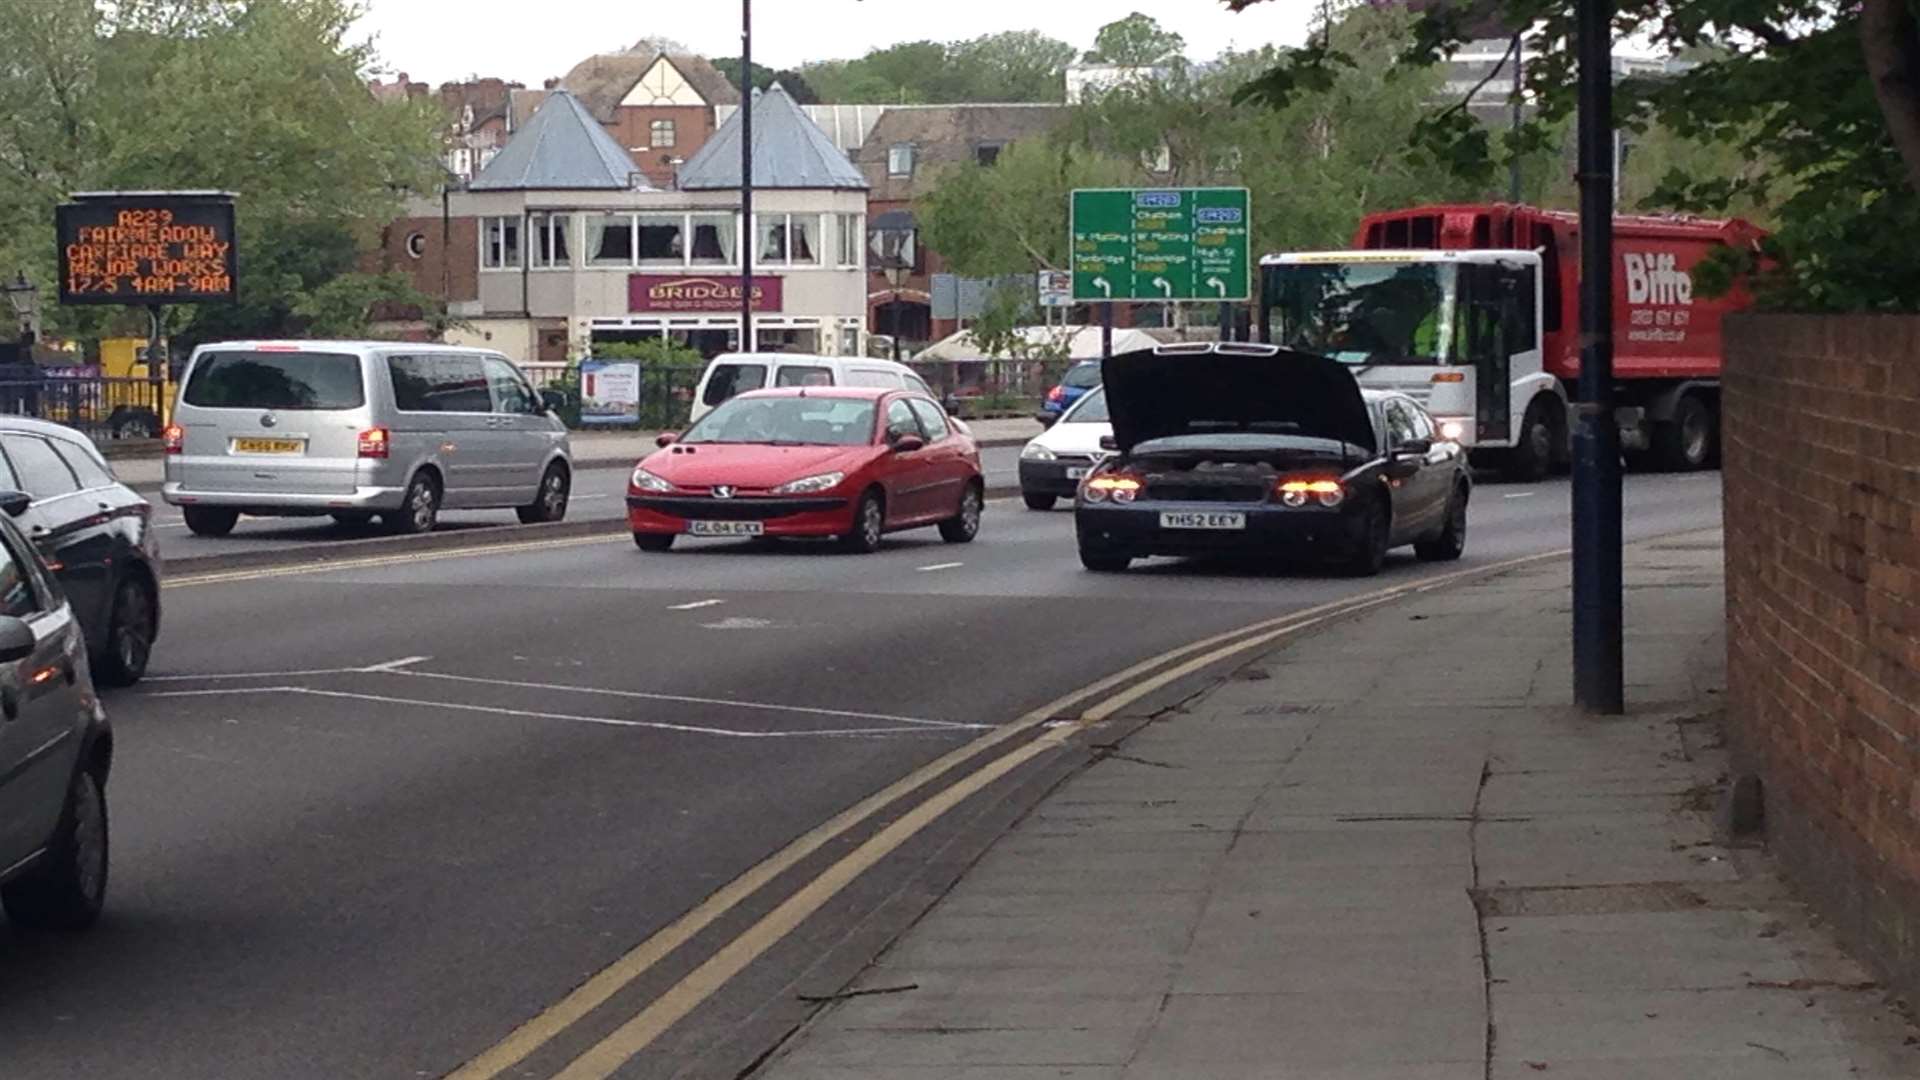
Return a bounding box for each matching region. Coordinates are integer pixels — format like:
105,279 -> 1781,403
1572,0 -> 1624,713
3,272 -> 39,350
871,215 -> 917,363
739,0 -> 754,354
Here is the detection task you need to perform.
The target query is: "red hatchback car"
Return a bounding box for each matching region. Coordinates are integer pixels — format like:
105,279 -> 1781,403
627,387 -> 984,553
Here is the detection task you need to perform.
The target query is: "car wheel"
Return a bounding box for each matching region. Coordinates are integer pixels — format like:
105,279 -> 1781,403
385,472 -> 442,535
1341,500 -> 1391,577
1415,487 -> 1469,562
94,575 -> 157,687
330,511 -> 375,528
1505,401 -> 1554,482
517,463 -> 571,524
182,507 -> 239,537
1023,492 -> 1057,511
2,767 -> 108,931
842,490 -> 885,554
1651,395 -> 1715,472
1078,541 -> 1131,573
633,532 -> 675,552
939,483 -> 983,543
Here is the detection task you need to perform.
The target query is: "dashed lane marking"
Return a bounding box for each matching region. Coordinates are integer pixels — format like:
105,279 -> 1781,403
667,599 -> 726,611
917,562 -> 965,572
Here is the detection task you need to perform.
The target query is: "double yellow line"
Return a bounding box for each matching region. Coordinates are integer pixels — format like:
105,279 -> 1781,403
449,547 -> 1571,1080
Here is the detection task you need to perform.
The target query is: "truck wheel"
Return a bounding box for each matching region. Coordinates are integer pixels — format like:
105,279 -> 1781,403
1505,401 -> 1554,483
1651,395 -> 1715,472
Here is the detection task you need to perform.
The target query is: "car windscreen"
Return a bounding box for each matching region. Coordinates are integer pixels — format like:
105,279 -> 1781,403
1061,387 -> 1108,423
681,396 -> 877,446
183,351 -> 366,410
702,363 -> 767,406
1062,363 -> 1102,389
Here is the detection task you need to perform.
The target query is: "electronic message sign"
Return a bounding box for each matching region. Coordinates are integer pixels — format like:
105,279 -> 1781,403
56,192 -> 237,306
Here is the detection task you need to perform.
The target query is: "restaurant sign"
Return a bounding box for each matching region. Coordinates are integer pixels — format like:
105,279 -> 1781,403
628,274 -> 783,313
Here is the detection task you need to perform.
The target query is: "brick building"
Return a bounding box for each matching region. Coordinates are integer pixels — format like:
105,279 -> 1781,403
512,48 -> 741,189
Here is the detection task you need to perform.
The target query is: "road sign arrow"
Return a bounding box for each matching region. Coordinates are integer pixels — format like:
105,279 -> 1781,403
1152,276 -> 1173,297
1092,276 -> 1112,297
1206,276 -> 1227,297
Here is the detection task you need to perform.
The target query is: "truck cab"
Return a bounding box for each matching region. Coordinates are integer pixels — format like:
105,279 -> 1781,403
1260,248 -> 1560,479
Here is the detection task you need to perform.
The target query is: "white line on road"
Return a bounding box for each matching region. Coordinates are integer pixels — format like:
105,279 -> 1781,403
1505,492 -> 1537,499
361,655 -> 431,673
667,598 -> 726,611
387,667 -> 985,730
916,562 -> 965,572
573,494 -> 611,501
142,656 -> 432,683
141,686 -> 984,739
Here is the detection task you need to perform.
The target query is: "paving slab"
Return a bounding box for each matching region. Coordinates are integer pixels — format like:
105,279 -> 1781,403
753,531 -> 1920,1080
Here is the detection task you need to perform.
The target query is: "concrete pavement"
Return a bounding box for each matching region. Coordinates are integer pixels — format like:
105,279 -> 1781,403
755,530 -> 1920,1080
106,417 -> 1046,492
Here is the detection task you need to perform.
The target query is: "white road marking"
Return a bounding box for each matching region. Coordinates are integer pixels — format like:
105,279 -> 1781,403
1505,492 -> 1537,499
667,599 -> 725,611
702,617 -> 773,630
917,562 -> 965,572
142,685 -> 981,739
361,655 -> 431,673
387,667 -> 984,730
143,656 -> 432,683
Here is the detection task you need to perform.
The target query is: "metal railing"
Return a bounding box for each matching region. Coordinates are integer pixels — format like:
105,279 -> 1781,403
0,373 -> 170,444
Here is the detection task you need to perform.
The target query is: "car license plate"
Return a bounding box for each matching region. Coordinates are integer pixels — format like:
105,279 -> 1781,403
686,520 -> 765,537
1160,511 -> 1246,531
231,437 -> 303,454
1066,466 -> 1089,480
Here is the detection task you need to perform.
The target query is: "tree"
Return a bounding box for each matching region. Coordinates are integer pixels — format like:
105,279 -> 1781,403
917,139 -> 1133,278
1084,12 -> 1186,66
0,0 -> 447,344
1229,0 -> 1920,311
711,57 -> 820,103
797,33 -> 1075,104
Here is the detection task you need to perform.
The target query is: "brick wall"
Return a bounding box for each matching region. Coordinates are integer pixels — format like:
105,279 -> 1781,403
377,215 -> 479,304
604,105 -> 716,187
1723,314 -> 1920,995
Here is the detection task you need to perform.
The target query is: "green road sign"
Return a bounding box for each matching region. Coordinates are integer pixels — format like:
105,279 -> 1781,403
1070,187 -> 1250,303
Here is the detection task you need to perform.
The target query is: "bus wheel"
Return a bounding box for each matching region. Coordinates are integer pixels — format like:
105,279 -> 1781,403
1505,401 -> 1554,483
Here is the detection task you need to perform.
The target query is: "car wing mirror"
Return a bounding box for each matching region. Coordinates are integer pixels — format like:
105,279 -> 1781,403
0,490 -> 30,518
538,388 -> 568,414
655,432 -> 679,448
891,434 -> 926,453
1099,434 -> 1119,452
0,615 -> 34,664
1396,438 -> 1433,457
1034,411 -> 1058,429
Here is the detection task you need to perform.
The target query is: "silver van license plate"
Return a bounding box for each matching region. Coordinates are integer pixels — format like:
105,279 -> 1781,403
1160,511 -> 1245,530
687,521 -> 764,537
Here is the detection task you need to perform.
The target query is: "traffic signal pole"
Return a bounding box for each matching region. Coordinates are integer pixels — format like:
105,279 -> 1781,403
1572,0 -> 1624,714
739,0 -> 754,354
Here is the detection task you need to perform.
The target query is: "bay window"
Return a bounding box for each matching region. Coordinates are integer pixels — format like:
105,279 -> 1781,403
481,216 -> 521,270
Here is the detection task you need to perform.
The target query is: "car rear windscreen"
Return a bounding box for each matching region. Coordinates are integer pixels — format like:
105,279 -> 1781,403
183,351 -> 366,410
1063,363 -> 1102,389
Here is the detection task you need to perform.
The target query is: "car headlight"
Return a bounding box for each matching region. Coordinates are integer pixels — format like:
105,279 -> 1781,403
772,471 -> 844,495
1438,420 -> 1467,442
1021,442 -> 1056,461
630,466 -> 674,492
1276,478 -> 1345,508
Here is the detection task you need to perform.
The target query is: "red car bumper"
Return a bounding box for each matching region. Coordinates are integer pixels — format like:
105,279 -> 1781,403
626,494 -> 854,538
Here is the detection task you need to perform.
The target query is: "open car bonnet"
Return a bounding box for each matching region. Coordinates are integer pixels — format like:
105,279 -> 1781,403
1102,343 -> 1377,455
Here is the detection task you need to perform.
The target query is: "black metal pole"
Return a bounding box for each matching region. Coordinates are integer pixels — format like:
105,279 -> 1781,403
1509,30 -> 1525,203
441,182 -> 451,304
1101,302 -> 1113,360
1216,301 -> 1232,343
739,0 -> 754,353
1572,0 -> 1623,714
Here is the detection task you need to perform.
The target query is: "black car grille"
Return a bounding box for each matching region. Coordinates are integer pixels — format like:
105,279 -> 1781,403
1144,480 -> 1269,503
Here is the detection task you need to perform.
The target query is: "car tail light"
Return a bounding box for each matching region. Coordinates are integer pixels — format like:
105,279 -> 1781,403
1048,386 -> 1065,403
357,427 -> 391,459
162,424 -> 184,455
1277,477 -> 1345,508
1432,371 -> 1467,383
1082,472 -> 1143,504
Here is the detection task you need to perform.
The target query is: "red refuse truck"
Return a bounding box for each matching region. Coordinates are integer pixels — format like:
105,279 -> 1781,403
1258,202 -> 1766,478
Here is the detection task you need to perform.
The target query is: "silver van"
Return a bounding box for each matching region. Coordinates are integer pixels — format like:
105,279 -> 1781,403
163,341 -> 573,537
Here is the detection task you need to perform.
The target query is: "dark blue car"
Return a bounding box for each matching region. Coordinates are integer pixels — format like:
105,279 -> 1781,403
1040,360 -> 1102,417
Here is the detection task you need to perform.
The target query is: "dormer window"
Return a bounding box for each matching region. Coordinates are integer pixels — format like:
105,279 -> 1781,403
888,143 -> 915,178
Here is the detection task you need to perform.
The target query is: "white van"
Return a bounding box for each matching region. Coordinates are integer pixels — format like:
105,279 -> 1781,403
687,353 -> 941,425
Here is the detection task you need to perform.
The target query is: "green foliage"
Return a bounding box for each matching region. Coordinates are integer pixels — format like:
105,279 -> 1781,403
917,141 -> 1133,278
0,0 -> 447,345
289,270 -> 452,339
798,32 -> 1075,104
1229,0 -> 1920,311
710,57 -> 819,104
586,338 -> 704,365
1085,12 -> 1186,66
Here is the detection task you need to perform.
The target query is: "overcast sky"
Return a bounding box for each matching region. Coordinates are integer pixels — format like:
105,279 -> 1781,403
353,1 -> 1320,87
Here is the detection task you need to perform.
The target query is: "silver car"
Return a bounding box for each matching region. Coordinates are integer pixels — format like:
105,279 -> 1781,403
163,341 -> 573,536
0,511 -> 111,932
